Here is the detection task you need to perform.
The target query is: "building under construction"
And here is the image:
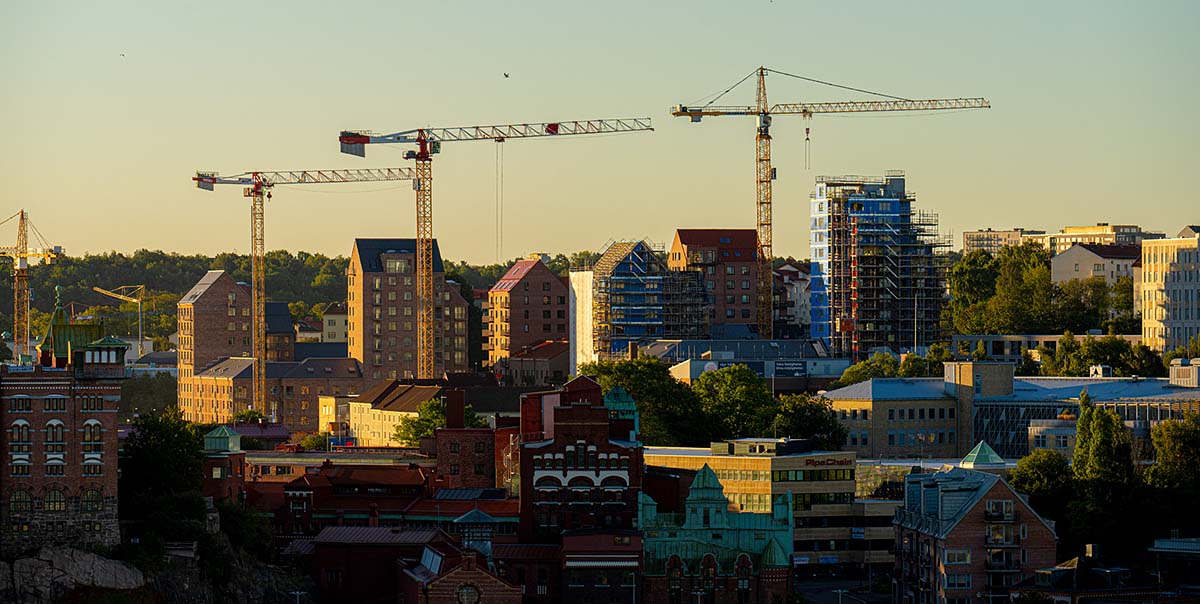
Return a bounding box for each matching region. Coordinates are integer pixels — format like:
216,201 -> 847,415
809,171 -> 949,361
569,240 -> 708,371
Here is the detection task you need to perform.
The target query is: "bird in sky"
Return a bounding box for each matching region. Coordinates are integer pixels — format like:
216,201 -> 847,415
503,72 -> 510,78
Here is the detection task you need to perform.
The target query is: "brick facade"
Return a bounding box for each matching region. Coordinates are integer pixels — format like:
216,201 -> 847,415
435,427 -> 496,489
485,258 -> 568,366
347,238 -> 471,380
189,357 -> 365,432
668,229 -> 759,326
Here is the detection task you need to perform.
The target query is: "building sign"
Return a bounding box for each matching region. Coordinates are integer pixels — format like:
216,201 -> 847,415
772,360 -> 808,378
851,527 -> 865,539
804,457 -> 852,467
701,361 -> 766,376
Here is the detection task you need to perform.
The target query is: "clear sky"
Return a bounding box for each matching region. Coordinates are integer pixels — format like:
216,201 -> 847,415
2,1 -> 1197,264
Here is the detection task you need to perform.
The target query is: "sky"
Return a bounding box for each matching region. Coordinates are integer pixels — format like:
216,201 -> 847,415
2,1 -> 1197,265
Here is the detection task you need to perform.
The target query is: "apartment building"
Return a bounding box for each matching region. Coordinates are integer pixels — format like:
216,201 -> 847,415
347,238 -> 471,380
2,291 -> 127,556
774,260 -> 812,338
962,228 -> 1045,255
484,257 -> 567,366
893,466 -> 1057,604
667,228 -> 759,328
645,439 -> 899,573
321,302 -> 349,343
1139,228 -> 1200,352
1050,244 -> 1139,285
345,381 -> 444,447
1024,223 -> 1164,255
189,357 -> 365,432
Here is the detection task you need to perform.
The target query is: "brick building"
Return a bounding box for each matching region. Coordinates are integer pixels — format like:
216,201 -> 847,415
499,339 -> 569,387
2,289 -> 127,556
201,425 -> 246,504
177,271 -> 297,421
311,527 -> 444,603
668,228 -> 759,329
432,391 -> 519,490
347,238 -> 471,380
893,463 -> 1057,604
279,462 -> 429,536
485,257 -> 568,366
188,357 -> 365,432
399,543 -> 522,604
640,465 -> 793,604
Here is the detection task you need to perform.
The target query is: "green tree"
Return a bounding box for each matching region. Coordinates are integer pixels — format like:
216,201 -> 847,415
770,394 -> 847,451
1055,277 -> 1110,335
390,398 -> 485,445
119,373 -> 177,422
972,340 -> 987,360
1163,335 -> 1200,371
298,432 -> 330,452
832,352 -> 899,388
1015,350 -> 1040,376
121,408 -> 205,519
1010,448 -> 1072,521
1072,390 -> 1134,486
1124,344 -> 1166,378
578,357 -> 706,446
692,365 -> 776,440
1145,414 -> 1200,491
231,408 -> 265,423
948,250 -> 998,334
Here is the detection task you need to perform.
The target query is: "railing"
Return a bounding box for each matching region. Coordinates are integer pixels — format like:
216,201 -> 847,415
985,560 -> 1020,571
984,510 -> 1019,522
984,535 -> 1020,546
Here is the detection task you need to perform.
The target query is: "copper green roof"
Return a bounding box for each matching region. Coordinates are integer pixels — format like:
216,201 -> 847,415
761,537 -> 789,567
961,440 -> 1005,467
603,386 -> 637,410
38,287 -> 106,356
90,335 -> 130,348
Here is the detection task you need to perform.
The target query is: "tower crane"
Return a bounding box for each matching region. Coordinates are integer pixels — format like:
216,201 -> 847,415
339,118 -> 653,379
673,67 -> 990,339
92,285 -> 146,358
193,167 -> 416,414
0,210 -> 62,363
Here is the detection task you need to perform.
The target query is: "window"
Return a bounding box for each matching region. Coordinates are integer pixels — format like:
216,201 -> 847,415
945,549 -> 970,564
44,490 -> 66,512
888,409 -> 895,421
449,442 -> 460,453
450,464 -> 460,475
1056,435 -> 1068,448
1034,434 -> 1047,448
474,464 -> 485,475
474,441 -> 486,453
9,490 -> 31,513
944,573 -> 971,589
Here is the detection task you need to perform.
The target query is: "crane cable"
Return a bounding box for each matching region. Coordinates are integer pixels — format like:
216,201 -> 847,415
495,141 -> 505,263
764,68 -> 912,101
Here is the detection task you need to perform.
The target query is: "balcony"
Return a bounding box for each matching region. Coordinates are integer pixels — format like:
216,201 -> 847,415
984,510 -> 1019,522
985,560 -> 1020,572
984,536 -> 1020,547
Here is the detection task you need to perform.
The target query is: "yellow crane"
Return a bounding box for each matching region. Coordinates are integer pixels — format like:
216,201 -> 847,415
91,285 -> 146,358
0,210 -> 62,363
193,167 -> 416,413
339,118 -> 654,378
673,67 -> 990,339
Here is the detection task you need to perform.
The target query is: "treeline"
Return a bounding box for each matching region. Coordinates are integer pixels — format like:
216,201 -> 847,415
579,357 -> 847,449
1011,393 -> 1200,562
949,242 -> 1137,336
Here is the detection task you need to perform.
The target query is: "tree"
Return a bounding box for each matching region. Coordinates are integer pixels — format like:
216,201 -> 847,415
231,408 -> 265,423
972,340 -> 987,360
770,394 -> 847,451
1055,277 -> 1110,335
1145,414 -> 1200,491
578,357 -> 706,446
121,408 -> 205,518
832,352 -> 899,388
1072,390 -> 1134,487
390,398 -> 485,445
298,432 -> 330,452
1163,335 -> 1200,371
692,365 -> 776,441
119,373 -> 177,421
1010,448 -> 1072,521
949,250 -> 998,334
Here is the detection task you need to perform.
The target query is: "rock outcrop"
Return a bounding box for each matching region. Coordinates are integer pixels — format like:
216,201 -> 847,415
0,547 -> 145,604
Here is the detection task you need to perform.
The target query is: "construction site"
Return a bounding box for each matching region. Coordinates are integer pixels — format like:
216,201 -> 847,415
809,171 -> 950,361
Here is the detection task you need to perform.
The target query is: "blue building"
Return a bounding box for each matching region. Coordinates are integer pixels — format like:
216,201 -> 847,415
809,171 -> 947,360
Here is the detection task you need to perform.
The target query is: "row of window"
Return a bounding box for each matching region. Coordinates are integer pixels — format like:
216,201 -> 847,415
771,469 -> 855,482
10,463 -> 104,477
8,397 -> 105,412
792,491 -> 854,511
885,407 -> 956,421
8,488 -> 104,513
887,429 -> 955,446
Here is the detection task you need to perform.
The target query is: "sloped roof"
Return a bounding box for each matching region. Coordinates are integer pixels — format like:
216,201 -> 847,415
353,238 -> 444,273
511,339 -> 569,359
1074,243 -> 1141,260
294,342 -> 348,361
961,441 -> 1005,468
180,270 -> 234,304
591,241 -> 645,279
453,509 -> 497,524
315,526 -> 440,545
491,259 -> 543,292
284,357 -> 362,379
196,357 -> 297,380
135,351 -> 178,366
205,425 -> 239,438
355,380 -> 443,413
323,302 -> 348,316
824,378 -> 951,401
674,228 -> 757,249
265,302 -> 293,334
761,537 -> 789,567
826,375 -> 1200,404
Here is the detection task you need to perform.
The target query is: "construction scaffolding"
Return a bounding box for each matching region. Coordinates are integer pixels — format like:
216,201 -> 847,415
816,171 -> 949,360
590,241 -> 708,359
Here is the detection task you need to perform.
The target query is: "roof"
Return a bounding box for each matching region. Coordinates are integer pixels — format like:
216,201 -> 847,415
1178,226 -> 1200,238
824,378 -> 951,401
195,358 -> 292,380
288,464 -> 427,490
296,318 -> 323,332
37,287 -> 107,357
284,357 -> 362,379
354,380 -> 444,413
323,302 -> 348,316
353,238 -> 444,273
453,509 -> 497,524
491,544 -> 560,561
265,302 -> 293,334
433,488 -> 508,501
134,351 -> 178,366
314,526 -> 441,546
960,441 -> 1005,468
404,497 -> 519,519
205,425 -> 239,438
180,270 -> 234,304
510,340 -> 569,360
226,422 -> 291,439
294,342 -> 348,361
674,228 -> 757,250
1073,243 -> 1141,260
490,259 -> 544,292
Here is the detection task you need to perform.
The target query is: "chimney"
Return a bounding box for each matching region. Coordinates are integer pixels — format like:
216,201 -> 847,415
445,390 -> 465,429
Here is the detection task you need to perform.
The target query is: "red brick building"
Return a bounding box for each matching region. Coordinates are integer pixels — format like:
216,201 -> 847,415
311,526 -> 445,602
201,426 -> 246,504
894,456 -> 1058,604
279,462 -> 429,536
500,339 -> 569,387
399,543 -> 522,604
189,357 -> 365,432
668,229 -> 759,328
347,238 -> 471,380
2,289 -> 127,556
485,258 -> 569,366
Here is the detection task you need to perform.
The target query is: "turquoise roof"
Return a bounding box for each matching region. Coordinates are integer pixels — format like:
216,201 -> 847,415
453,509 -> 497,524
761,537 -> 788,567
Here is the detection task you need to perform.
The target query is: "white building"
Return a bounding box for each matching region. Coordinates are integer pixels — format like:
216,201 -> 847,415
1140,228 -> 1200,352
1050,243 -> 1140,285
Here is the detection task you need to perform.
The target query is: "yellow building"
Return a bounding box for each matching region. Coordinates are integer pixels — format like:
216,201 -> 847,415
1140,231 -> 1200,352
645,439 -> 898,572
344,382 -> 444,447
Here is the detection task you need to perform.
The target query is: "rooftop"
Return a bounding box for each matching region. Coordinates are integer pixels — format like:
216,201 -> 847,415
354,380 -> 444,413
314,526 -> 441,546
825,375 -> 1200,402
1071,243 -> 1142,260
353,238 -> 445,273
674,228 -> 757,250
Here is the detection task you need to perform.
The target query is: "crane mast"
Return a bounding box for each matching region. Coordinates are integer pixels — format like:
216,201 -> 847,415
194,167 -> 415,416
673,67 -> 990,340
339,117 -> 653,379
92,285 -> 145,358
0,210 -> 61,363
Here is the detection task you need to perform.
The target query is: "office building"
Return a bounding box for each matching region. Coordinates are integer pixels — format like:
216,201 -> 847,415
484,257 -> 568,367
2,289 -> 128,556
667,228 -> 759,329
962,228 -> 1044,255
569,240 -> 708,370
1024,223 -> 1164,255
809,171 -> 949,360
1050,244 -> 1140,285
894,465 -> 1057,604
347,238 -> 471,380
1139,228 -> 1200,352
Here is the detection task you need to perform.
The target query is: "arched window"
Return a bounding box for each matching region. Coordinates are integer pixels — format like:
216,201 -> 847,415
82,489 -> 102,512
44,489 -> 66,512
601,476 -> 628,488
701,554 -> 718,593
568,476 -> 594,489
534,476 -> 560,488
9,490 -> 31,513
10,421 -> 30,443
667,555 -> 685,604
736,554 -> 752,604
83,421 -> 103,453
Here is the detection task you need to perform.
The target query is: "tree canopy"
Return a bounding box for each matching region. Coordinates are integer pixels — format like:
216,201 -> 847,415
692,364 -> 777,440
390,398 -> 485,446
578,357 -> 707,446
771,393 -> 847,451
